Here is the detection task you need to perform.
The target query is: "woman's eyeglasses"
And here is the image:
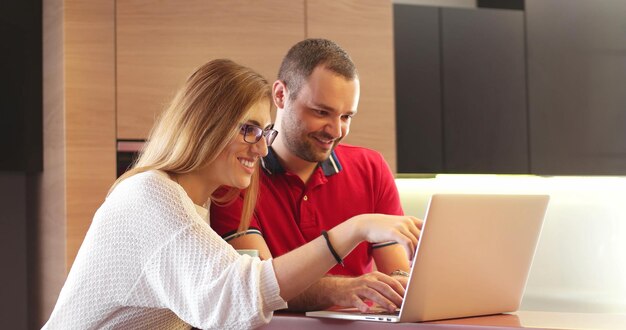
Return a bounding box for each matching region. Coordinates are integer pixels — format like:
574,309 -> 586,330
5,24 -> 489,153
240,123 -> 278,146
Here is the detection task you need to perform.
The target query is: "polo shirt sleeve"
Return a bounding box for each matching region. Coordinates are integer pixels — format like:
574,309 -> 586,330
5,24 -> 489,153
373,151 -> 404,216
210,196 -> 263,241
369,151 -> 405,250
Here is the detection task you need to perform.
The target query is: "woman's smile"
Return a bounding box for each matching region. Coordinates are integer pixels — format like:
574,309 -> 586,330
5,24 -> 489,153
238,156 -> 257,174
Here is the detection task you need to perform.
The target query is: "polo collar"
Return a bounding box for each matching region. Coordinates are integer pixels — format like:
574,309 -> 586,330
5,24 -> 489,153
261,146 -> 343,177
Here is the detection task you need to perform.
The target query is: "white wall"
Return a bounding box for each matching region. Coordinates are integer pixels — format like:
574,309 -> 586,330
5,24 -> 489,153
396,175 -> 626,313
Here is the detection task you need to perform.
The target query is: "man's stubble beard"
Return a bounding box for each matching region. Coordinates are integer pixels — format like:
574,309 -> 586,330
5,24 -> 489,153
280,110 -> 342,163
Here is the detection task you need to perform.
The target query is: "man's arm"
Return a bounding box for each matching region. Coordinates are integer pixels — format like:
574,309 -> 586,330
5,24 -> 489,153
370,150 -> 420,287
227,234 -> 406,312
372,243 -> 411,288
226,233 -> 272,260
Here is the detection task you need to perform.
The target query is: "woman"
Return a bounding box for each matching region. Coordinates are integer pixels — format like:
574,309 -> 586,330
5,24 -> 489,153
43,59 -> 421,329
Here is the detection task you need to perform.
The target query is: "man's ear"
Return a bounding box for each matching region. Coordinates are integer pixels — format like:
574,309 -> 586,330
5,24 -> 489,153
272,80 -> 287,109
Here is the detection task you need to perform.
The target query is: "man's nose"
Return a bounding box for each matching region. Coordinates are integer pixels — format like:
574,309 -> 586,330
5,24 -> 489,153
325,116 -> 343,139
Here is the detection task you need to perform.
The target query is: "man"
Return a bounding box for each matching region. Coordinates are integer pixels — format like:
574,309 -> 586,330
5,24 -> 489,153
211,38 -> 420,312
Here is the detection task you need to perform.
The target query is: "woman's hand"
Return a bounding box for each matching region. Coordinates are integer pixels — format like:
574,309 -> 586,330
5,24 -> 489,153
273,213 -> 422,303
350,214 -> 423,261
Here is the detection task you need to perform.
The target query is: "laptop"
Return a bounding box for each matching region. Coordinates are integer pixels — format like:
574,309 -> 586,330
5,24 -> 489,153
306,194 -> 550,323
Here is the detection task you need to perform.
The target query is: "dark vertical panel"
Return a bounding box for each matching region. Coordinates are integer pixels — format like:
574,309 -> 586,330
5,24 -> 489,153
0,0 -> 42,172
442,8 -> 528,173
527,0 -> 626,175
26,173 -> 41,330
394,5 -> 443,173
0,174 -> 28,329
0,0 -> 42,328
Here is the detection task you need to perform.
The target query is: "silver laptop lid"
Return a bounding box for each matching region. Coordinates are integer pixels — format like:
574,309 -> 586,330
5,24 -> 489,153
399,194 -> 549,322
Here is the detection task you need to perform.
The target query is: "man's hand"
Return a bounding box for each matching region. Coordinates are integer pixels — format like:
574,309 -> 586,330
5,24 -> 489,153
390,273 -> 409,289
327,272 -> 405,313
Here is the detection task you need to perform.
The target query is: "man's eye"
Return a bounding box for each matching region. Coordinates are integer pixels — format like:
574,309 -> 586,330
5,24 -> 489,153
314,110 -> 327,116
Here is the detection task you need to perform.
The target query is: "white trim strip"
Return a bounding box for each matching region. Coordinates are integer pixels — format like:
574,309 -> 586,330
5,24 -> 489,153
223,228 -> 263,242
329,154 -> 340,173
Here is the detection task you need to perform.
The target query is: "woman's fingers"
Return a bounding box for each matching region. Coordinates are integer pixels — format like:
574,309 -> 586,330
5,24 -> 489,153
409,216 -> 424,238
396,217 -> 422,260
358,214 -> 423,261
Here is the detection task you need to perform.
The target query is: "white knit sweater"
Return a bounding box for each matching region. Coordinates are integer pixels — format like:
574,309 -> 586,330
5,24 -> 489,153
43,170 -> 287,329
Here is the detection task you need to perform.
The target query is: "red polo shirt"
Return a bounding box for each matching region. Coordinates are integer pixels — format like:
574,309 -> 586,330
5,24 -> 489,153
210,144 -> 404,276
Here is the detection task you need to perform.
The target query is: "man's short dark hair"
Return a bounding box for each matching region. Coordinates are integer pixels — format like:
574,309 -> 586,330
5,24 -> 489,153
278,38 -> 358,100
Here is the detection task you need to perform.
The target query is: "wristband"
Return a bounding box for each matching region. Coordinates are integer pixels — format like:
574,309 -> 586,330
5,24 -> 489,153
321,230 -> 344,267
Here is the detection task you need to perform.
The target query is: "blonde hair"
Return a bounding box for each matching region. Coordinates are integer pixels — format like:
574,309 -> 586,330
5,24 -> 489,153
112,59 -> 271,232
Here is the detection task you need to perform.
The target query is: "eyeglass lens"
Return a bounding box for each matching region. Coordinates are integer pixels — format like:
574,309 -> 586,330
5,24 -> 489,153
242,124 -> 277,146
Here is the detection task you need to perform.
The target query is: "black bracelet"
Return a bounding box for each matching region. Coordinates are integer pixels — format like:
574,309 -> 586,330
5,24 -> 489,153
321,230 -> 344,267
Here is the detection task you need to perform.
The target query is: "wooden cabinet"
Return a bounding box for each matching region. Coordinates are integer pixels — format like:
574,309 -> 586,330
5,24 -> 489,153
116,0 -> 305,140
39,0 -> 117,324
116,0 -> 397,171
307,0 -> 397,171
41,3 -> 398,323
526,0 -> 626,175
395,5 -> 527,174
52,0 -> 397,270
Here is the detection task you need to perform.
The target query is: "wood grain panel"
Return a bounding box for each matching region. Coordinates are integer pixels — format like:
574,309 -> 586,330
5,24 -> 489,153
39,0 -> 66,324
306,0 -> 397,172
65,0 -> 117,269
117,0 -> 305,139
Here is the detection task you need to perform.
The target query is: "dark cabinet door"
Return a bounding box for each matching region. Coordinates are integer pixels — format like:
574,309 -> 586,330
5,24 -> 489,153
395,5 -> 443,173
442,7 -> 528,173
526,0 -> 626,175
0,2 -> 42,172
395,5 -> 528,174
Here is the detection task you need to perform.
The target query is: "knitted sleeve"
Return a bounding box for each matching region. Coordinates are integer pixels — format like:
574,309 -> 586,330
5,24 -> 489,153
126,219 -> 286,329
42,171 -> 286,329
121,172 -> 287,329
